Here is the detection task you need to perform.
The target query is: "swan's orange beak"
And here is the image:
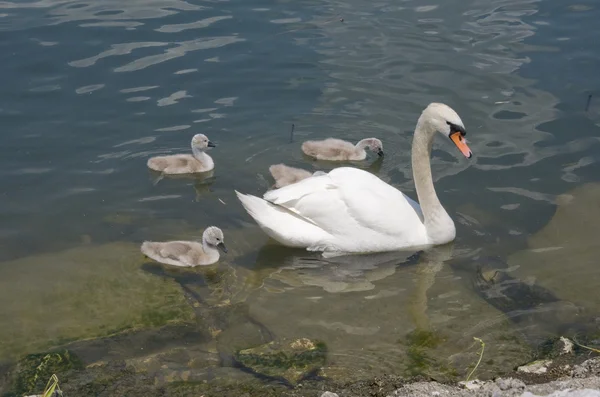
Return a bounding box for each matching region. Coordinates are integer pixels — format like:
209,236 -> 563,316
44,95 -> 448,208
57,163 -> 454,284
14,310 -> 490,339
450,132 -> 472,158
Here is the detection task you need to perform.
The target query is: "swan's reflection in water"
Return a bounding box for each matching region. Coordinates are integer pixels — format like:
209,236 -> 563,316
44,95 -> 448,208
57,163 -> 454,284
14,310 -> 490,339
264,249 -> 421,293
148,169 -> 216,201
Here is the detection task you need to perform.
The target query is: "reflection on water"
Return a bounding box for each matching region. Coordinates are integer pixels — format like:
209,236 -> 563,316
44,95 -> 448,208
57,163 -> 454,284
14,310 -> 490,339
1,0 -> 600,389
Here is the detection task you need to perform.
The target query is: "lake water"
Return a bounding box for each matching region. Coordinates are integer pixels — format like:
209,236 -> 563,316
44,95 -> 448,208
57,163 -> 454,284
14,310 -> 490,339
1,0 -> 600,390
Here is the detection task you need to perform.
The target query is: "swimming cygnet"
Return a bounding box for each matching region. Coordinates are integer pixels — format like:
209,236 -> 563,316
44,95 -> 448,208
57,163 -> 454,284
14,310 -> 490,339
301,137 -> 384,161
141,226 -> 227,267
269,163 -> 326,188
147,133 -> 216,174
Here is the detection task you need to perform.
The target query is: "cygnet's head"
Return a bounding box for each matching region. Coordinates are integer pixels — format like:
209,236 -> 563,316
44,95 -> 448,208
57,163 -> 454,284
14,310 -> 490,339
202,226 -> 227,253
191,134 -> 216,151
359,138 -> 384,157
421,103 -> 472,158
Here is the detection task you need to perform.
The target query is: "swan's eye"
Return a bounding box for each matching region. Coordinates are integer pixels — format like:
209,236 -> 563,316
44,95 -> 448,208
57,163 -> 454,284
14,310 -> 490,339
446,121 -> 466,136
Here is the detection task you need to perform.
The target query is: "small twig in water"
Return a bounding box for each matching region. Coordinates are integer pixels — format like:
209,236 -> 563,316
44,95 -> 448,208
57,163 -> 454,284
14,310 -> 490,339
218,198 -> 226,205
290,123 -> 295,143
572,337 -> 600,354
466,337 -> 485,382
585,94 -> 593,112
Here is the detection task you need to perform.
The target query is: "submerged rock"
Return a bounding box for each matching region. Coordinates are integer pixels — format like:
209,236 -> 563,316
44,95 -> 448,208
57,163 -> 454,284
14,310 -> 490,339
508,183 -> 600,314
518,360 -> 553,374
234,338 -> 327,384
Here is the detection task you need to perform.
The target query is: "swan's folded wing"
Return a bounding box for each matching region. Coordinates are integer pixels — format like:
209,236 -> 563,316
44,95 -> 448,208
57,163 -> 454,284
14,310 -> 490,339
327,167 -> 425,236
262,173 -> 359,233
262,167 -> 425,239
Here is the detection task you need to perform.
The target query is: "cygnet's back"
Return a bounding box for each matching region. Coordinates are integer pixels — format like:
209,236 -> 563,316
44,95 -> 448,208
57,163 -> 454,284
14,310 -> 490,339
147,133 -> 215,174
269,164 -> 314,188
301,138 -> 359,161
302,137 -> 383,161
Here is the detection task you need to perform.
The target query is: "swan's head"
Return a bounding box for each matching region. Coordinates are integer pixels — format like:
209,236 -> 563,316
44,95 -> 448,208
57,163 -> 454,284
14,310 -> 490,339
203,226 -> 227,253
422,103 -> 472,158
358,138 -> 384,157
191,134 -> 216,151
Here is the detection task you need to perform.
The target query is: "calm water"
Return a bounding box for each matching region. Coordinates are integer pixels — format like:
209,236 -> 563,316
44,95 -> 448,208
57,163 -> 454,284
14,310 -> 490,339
1,0 -> 600,385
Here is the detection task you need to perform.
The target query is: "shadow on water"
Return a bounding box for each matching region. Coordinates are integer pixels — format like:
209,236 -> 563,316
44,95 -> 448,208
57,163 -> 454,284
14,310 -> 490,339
140,261 -> 276,367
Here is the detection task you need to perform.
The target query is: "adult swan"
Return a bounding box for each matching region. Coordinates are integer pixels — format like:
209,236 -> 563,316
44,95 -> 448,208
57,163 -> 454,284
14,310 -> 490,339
235,103 -> 473,256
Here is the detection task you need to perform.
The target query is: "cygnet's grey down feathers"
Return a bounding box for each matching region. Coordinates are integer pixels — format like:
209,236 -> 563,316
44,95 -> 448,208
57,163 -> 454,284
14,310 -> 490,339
269,163 -> 315,188
301,137 -> 383,161
147,133 -> 216,174
141,226 -> 226,267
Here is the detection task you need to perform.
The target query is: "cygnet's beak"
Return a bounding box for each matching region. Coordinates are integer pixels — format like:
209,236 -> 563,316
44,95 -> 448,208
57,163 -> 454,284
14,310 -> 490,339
450,132 -> 472,159
377,148 -> 384,157
217,242 -> 228,253
207,141 -> 216,148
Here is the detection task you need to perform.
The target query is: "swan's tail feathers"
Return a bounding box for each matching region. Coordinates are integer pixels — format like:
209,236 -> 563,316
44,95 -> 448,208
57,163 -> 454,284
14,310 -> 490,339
235,190 -> 327,248
235,191 -> 270,222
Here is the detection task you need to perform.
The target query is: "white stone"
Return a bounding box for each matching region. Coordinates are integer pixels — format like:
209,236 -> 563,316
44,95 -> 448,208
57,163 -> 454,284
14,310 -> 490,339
459,380 -> 483,390
560,337 -> 575,355
518,360 -> 553,374
521,389 -> 600,397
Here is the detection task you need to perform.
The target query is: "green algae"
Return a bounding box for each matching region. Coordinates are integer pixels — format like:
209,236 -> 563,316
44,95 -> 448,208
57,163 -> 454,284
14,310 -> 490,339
234,338 -> 327,384
0,242 -> 195,360
5,350 -> 81,397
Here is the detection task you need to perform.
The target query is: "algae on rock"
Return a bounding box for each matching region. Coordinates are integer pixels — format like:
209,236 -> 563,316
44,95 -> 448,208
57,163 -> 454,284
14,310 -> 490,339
234,338 -> 327,384
5,350 -> 81,397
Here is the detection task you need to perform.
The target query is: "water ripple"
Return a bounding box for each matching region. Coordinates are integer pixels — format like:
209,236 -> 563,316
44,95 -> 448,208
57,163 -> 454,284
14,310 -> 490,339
114,36 -> 244,72
156,15 -> 232,33
157,90 -> 190,107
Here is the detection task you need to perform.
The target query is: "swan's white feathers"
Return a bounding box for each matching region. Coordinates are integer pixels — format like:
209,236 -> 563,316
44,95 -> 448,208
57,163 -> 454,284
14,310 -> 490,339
235,191 -> 332,248
254,167 -> 428,252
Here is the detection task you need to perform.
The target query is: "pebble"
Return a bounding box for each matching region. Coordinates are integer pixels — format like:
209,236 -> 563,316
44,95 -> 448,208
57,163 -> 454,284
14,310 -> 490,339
518,360 -> 553,374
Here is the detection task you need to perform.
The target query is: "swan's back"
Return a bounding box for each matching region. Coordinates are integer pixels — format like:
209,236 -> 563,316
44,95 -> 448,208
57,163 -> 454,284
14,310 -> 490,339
301,138 -> 361,161
269,163 -> 313,188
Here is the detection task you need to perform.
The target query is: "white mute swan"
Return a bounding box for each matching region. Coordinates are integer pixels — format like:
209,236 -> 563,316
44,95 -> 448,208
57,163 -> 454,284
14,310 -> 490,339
269,164 -> 326,188
141,226 -> 227,267
147,133 -> 216,174
301,137 -> 384,161
236,103 -> 472,255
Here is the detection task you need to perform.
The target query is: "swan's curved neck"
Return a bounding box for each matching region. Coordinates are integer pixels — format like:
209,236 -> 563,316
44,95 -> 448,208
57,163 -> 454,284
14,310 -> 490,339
411,117 -> 455,243
192,147 -> 214,168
